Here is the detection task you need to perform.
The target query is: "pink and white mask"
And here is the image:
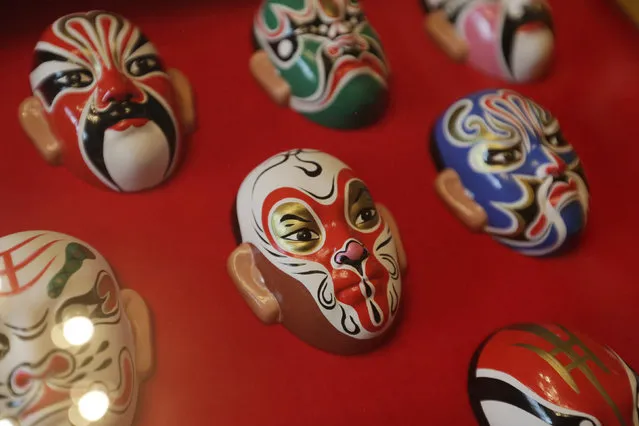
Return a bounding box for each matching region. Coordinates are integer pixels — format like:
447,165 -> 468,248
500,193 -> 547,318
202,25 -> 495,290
0,231 -> 152,426
423,0 -> 555,82
230,149 -> 406,354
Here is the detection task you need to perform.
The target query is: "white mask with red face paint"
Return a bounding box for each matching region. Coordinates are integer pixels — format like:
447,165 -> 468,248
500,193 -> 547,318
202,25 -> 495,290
235,149 -> 402,339
0,231 -> 149,426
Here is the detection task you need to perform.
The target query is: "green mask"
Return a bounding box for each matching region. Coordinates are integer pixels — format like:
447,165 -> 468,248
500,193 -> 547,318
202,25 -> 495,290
253,0 -> 390,129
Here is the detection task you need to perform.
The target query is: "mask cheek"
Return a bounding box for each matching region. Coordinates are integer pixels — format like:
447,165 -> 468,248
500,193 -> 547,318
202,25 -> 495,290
49,92 -> 92,139
136,76 -> 175,108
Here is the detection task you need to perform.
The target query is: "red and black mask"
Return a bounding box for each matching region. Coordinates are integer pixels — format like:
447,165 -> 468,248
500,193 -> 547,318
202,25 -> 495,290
29,11 -> 182,192
469,323 -> 639,425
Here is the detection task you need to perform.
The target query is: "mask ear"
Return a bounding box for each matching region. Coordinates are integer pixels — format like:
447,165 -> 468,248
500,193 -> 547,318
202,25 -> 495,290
249,50 -> 291,107
424,10 -> 469,61
120,289 -> 154,381
227,242 -> 282,324
18,97 -> 63,165
376,203 -> 407,273
167,68 -> 196,134
435,168 -> 488,232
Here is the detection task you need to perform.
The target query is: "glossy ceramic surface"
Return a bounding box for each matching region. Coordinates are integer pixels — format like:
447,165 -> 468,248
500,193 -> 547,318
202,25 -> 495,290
19,11 -> 191,193
3,0 -> 639,424
423,0 -> 554,82
230,149 -> 405,354
0,231 -> 150,426
468,323 -> 639,425
430,88 -> 589,256
252,0 -> 389,128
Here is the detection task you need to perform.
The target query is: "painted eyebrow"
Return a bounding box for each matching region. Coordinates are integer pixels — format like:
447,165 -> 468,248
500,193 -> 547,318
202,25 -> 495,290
279,214 -> 310,223
33,50 -> 72,69
352,187 -> 371,204
130,34 -> 150,54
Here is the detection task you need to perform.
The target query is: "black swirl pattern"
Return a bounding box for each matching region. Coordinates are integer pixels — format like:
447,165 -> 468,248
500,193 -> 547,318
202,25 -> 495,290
340,306 -> 361,335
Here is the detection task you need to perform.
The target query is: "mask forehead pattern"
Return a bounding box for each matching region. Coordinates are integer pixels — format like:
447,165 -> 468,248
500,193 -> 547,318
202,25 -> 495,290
0,231 -> 139,426
469,324 -> 639,426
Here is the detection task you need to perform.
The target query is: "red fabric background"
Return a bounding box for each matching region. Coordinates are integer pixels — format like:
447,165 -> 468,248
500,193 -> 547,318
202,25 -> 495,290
1,1 -> 638,424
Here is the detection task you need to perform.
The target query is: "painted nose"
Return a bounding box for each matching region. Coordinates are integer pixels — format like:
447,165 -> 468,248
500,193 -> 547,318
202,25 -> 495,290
334,240 -> 368,266
95,72 -> 141,108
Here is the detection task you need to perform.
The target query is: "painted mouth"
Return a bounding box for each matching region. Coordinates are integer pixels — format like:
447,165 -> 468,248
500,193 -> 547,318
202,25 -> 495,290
109,118 -> 150,132
548,178 -> 578,208
334,276 -> 385,306
82,93 -> 178,190
526,176 -> 580,239
320,54 -> 386,107
517,21 -> 548,32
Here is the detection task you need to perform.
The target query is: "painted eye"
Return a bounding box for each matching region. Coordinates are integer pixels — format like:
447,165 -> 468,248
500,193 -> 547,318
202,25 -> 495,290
0,333 -> 8,360
485,146 -> 523,166
545,132 -> 570,149
355,208 -> 377,225
283,228 -> 320,242
55,70 -> 93,88
277,39 -> 294,58
273,36 -> 298,61
127,55 -> 162,77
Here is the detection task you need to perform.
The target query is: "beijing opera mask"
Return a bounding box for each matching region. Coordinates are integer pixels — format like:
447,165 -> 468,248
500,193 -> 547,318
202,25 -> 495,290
18,11 -> 195,193
421,0 -> 554,82
228,149 -> 407,355
468,323 -> 639,425
430,88 -> 589,256
0,231 -> 153,425
250,0 -> 390,129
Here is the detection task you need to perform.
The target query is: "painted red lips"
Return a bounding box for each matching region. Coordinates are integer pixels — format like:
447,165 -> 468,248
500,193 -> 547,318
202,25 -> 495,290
549,178 -> 578,208
109,118 -> 149,132
518,21 -> 548,32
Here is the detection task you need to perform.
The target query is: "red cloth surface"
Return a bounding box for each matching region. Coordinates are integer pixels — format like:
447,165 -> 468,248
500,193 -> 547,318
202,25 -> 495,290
1,1 -> 638,425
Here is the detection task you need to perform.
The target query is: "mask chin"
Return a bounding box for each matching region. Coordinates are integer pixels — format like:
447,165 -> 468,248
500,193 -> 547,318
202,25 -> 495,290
559,200 -> 585,238
509,26 -> 554,82
102,122 -> 171,192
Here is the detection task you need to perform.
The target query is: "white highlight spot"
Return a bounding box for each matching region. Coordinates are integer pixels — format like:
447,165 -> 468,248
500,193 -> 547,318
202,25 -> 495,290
63,316 -> 94,346
78,390 -> 110,422
0,419 -> 17,426
278,39 -> 293,58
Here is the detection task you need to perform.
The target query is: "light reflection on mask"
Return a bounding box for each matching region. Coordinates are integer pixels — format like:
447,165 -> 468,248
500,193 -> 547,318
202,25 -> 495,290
253,0 -> 389,128
0,231 -> 139,426
431,88 -> 590,256
468,323 -> 639,425
29,11 -> 182,192
236,149 -> 401,338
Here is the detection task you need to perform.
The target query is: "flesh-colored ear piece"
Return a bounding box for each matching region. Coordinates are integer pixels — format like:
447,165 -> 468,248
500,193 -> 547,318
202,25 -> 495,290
227,242 -> 282,324
435,169 -> 488,232
121,289 -> 154,381
249,50 -> 291,107
376,203 -> 407,273
167,68 -> 196,134
424,10 -> 469,61
18,96 -> 63,165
